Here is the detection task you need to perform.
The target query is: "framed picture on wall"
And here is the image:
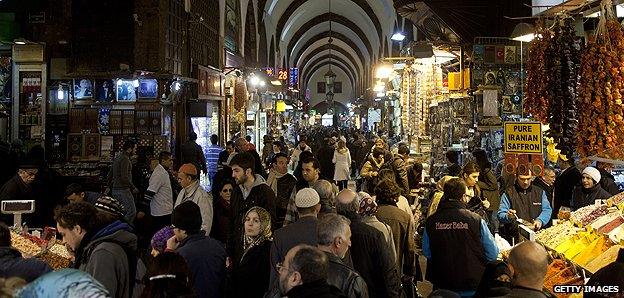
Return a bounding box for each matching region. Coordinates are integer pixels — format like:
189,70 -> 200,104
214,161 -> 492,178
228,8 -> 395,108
96,80 -> 115,102
116,80 -> 137,101
138,79 -> 158,99
317,82 -> 326,94
74,79 -> 93,99
334,82 -> 342,93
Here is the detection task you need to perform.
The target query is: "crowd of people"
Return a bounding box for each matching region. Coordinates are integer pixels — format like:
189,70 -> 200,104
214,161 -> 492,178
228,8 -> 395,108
0,128 -> 623,298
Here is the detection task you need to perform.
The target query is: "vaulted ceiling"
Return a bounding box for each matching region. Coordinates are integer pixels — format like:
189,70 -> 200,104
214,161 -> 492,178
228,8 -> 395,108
257,0 -> 530,98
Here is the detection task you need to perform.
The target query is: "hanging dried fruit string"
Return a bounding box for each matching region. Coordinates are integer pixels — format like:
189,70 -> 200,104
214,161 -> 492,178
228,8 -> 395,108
525,20 -> 552,123
577,0 -> 624,157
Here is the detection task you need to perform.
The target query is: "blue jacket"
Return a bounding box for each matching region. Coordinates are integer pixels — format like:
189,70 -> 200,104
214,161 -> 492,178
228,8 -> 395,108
498,185 -> 552,226
177,233 -> 227,298
0,247 -> 51,282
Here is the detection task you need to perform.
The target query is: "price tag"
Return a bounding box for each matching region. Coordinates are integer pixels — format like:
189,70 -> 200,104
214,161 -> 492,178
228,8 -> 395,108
595,199 -> 603,207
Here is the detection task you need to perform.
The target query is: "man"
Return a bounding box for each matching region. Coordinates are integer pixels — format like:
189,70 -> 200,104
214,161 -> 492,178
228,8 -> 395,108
235,137 -> 264,176
206,134 -> 223,189
570,166 -> 611,210
498,170 -> 553,242
336,189 -> 401,298
267,152 -> 297,227
290,138 -> 312,171
107,139 -> 138,222
270,188 -> 322,285
138,151 -> 174,232
423,178 -> 499,297
553,154 -> 581,219
166,201 -> 227,298
180,132 -> 208,175
64,183 -> 101,204
532,166 -> 556,204
317,213 -> 368,298
0,222 -> 51,282
277,244 -> 344,298
284,157 -> 323,225
228,152 -> 276,262
317,138 -> 336,182
0,164 -> 38,224
391,143 -> 411,196
55,201 -> 137,298
444,150 -> 462,178
505,241 -> 550,298
174,163 -> 213,234
265,140 -> 283,170
245,135 -> 256,151
596,161 -> 621,195
312,179 -> 338,215
219,140 -> 236,170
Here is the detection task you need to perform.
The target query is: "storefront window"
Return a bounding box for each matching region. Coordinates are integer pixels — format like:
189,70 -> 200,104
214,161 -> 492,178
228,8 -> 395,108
190,101 -> 220,190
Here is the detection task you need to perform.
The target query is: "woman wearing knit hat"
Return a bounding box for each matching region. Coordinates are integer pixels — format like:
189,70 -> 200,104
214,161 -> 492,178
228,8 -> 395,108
229,206 -> 273,298
570,166 -> 612,210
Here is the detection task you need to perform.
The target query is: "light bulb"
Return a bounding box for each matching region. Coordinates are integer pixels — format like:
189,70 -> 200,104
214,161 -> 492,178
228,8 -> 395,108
133,80 -> 139,88
57,85 -> 64,100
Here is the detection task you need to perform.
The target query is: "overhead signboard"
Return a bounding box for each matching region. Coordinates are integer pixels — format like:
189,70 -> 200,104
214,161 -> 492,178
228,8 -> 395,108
503,122 -> 543,154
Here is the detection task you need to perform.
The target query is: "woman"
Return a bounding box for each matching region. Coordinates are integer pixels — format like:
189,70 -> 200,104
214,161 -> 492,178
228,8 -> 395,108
229,207 -> 272,298
358,192 -> 396,261
462,162 -> 491,223
142,252 -> 195,298
150,226 -> 175,257
360,147 -> 386,193
474,261 -> 512,297
379,168 -> 415,227
211,180 -> 234,246
333,140 -> 352,190
427,176 -> 456,217
571,167 -> 611,210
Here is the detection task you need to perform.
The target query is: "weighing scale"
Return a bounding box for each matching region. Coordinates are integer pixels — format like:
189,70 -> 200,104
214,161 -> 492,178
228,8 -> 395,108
1,200 -> 35,227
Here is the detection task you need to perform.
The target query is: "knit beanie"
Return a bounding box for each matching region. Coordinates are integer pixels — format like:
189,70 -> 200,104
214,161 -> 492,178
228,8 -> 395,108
582,167 -> 601,184
94,196 -> 126,219
172,201 -> 202,233
151,226 -> 174,253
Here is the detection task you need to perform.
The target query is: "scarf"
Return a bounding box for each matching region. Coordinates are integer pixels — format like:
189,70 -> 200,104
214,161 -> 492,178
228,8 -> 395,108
267,169 -> 287,195
242,206 -> 273,260
359,197 -> 378,216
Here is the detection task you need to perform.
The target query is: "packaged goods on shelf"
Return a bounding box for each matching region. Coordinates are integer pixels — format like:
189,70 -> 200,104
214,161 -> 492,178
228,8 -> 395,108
536,221 -> 579,249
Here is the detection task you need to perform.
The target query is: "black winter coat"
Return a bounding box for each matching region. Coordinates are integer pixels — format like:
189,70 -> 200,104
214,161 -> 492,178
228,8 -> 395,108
340,212 -> 401,298
177,233 -> 227,298
598,167 -> 621,195
229,240 -> 272,298
553,167 -> 582,217
0,247 -> 51,282
325,252 -> 369,298
285,280 -> 347,298
571,184 -> 611,211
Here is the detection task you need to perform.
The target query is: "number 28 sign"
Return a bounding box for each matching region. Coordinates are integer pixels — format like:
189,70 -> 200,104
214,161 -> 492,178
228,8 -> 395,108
277,69 -> 288,81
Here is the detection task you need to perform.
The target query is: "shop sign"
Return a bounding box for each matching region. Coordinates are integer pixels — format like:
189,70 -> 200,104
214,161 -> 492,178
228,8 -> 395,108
276,100 -> 286,112
289,68 -> 298,87
277,68 -> 289,81
263,67 -> 275,77
503,122 -> 542,154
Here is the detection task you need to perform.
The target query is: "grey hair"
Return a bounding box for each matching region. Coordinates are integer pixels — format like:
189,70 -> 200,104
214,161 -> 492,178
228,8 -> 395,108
312,180 -> 336,201
317,213 -> 351,246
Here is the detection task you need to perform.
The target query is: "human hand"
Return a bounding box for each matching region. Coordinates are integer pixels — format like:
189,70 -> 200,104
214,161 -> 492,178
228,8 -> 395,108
507,209 -> 517,219
533,220 -> 543,231
166,236 -> 179,251
482,199 -> 491,209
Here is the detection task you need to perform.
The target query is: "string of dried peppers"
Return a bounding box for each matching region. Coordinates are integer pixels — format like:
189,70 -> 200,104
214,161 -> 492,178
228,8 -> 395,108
577,0 -> 624,157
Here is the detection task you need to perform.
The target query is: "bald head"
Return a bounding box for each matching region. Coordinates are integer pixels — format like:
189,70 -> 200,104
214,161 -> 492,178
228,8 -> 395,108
336,189 -> 359,216
508,241 -> 549,288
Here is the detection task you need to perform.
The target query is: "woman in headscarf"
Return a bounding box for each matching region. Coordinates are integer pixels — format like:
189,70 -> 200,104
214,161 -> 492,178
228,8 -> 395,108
229,206 -> 273,298
357,192 -> 396,261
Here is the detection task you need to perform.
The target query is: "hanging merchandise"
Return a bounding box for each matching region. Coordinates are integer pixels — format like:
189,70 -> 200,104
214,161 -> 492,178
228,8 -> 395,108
547,17 -> 580,158
578,0 -> 624,157
524,22 -> 552,123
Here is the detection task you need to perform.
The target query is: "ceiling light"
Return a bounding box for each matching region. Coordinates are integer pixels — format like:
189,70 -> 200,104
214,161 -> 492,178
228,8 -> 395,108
57,83 -> 64,100
391,32 -> 406,41
250,75 -> 260,86
271,80 -> 282,86
375,64 -> 393,79
511,23 -> 535,42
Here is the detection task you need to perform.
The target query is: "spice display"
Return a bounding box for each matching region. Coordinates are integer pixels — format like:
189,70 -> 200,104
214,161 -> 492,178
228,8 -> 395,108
49,243 -> 72,259
37,251 -> 71,270
536,221 -> 578,249
10,231 -> 41,256
578,206 -> 610,226
589,211 -> 620,230
544,259 -> 582,297
608,223 -> 624,243
569,205 -> 600,224
585,245 -> 623,273
525,23 -> 551,123
597,216 -> 624,234
577,0 -> 624,156
572,234 -> 610,266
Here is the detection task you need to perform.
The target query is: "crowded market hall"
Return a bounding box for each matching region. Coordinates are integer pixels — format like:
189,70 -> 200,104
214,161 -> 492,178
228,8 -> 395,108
2,0 -> 624,297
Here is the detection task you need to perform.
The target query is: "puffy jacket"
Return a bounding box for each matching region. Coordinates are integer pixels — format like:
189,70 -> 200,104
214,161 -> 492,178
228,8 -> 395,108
324,252 -> 369,298
390,155 -> 410,196
0,247 -> 51,282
